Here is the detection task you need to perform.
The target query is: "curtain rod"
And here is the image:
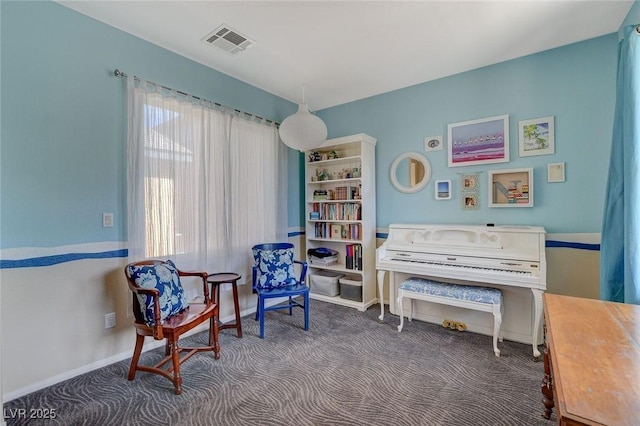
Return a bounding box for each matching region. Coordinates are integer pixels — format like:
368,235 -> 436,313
113,69 -> 279,127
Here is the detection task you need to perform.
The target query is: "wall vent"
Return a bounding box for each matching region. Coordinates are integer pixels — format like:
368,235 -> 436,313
202,24 -> 254,55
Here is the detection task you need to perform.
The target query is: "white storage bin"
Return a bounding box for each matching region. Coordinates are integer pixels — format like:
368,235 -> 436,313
309,271 -> 344,296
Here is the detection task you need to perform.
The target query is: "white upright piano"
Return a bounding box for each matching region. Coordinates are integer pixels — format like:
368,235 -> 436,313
376,224 -> 546,359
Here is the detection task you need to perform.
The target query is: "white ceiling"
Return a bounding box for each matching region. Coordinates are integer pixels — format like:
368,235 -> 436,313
57,1 -> 632,111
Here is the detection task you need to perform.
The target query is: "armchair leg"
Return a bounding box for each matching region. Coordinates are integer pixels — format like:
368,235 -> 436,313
209,316 -> 221,360
304,292 -> 310,331
288,296 -> 293,315
259,297 -> 265,339
170,340 -> 183,395
128,333 -> 145,380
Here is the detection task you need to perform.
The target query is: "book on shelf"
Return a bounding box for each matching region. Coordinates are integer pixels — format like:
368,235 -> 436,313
345,243 -> 363,271
314,222 -> 327,238
308,255 -> 338,266
330,224 -> 342,239
313,190 -> 328,201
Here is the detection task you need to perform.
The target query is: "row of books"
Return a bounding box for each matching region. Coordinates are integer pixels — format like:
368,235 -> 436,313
310,202 -> 361,221
345,244 -> 363,270
312,186 -> 361,201
313,223 -> 362,240
334,186 -> 358,200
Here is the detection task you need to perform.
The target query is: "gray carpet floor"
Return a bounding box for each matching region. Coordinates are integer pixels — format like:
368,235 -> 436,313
4,300 -> 555,425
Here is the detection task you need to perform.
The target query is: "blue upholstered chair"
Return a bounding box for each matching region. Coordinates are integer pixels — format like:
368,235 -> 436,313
251,243 -> 309,339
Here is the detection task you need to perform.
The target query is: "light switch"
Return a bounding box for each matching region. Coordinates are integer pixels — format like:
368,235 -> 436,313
103,213 -> 114,228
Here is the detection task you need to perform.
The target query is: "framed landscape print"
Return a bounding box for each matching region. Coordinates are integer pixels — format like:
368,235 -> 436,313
448,114 -> 509,167
519,116 -> 554,157
435,179 -> 451,200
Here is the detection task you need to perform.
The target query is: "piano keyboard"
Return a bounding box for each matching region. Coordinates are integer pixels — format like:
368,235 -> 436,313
388,257 -> 534,277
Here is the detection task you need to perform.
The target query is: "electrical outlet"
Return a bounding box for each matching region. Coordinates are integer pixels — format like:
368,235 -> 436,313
105,312 -> 116,329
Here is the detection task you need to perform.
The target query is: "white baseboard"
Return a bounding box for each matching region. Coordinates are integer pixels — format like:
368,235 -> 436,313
3,300 -> 285,403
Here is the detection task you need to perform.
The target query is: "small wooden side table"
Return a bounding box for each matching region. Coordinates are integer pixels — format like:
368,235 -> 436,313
207,272 -> 243,338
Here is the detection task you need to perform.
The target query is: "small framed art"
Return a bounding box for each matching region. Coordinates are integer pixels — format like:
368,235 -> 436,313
435,180 -> 452,200
547,162 -> 565,183
460,173 -> 480,192
424,136 -> 443,152
488,167 -> 533,208
462,194 -> 479,210
448,114 -> 509,167
519,116 -> 554,157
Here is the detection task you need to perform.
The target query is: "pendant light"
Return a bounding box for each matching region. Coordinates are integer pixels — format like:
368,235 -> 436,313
279,87 -> 328,152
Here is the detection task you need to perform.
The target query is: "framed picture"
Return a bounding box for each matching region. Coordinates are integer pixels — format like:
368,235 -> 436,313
460,173 -> 480,192
547,162 -> 565,182
435,180 -> 451,200
424,136 -> 443,152
461,194 -> 480,210
447,114 -> 509,167
519,116 -> 555,157
488,167 -> 533,208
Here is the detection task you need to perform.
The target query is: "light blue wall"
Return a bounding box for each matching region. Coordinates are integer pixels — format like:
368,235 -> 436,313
0,1 -> 296,249
0,1 -> 623,251
316,34 -> 618,234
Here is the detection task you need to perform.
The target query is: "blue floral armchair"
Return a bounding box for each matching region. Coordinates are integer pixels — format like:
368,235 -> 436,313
251,243 -> 309,338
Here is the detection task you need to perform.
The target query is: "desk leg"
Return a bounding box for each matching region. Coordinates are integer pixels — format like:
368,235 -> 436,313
541,344 -> 554,419
377,270 -> 386,321
531,288 -> 543,360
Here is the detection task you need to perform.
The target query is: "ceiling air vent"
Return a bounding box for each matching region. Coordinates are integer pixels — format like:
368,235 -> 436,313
202,24 -> 254,55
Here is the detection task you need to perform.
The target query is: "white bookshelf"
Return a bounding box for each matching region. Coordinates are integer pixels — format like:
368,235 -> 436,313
305,133 -> 377,311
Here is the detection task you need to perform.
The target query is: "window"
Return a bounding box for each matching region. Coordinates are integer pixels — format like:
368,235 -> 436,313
127,78 -> 287,275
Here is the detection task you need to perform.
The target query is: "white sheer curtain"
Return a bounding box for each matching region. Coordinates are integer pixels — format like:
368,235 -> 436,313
127,76 -> 287,277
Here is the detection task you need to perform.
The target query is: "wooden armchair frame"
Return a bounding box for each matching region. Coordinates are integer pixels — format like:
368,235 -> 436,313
124,260 -> 220,395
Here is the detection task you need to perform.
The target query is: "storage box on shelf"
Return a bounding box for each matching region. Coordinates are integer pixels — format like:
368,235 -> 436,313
305,133 -> 376,311
339,276 -> 363,302
309,270 -> 344,297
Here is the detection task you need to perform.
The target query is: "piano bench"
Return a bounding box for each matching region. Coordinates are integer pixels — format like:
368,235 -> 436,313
396,277 -> 504,357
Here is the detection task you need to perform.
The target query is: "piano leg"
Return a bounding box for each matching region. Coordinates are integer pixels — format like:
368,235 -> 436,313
531,288 -> 544,361
397,290 -> 405,332
492,299 -> 503,357
377,270 -> 387,321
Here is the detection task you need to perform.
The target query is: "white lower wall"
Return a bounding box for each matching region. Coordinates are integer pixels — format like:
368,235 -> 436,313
0,232 -> 595,401
1,255 -> 133,399
1,235 -> 307,402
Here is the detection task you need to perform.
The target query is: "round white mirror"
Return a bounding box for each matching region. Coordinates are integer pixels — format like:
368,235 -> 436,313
389,152 -> 432,193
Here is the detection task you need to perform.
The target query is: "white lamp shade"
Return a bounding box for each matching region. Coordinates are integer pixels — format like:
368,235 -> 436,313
279,103 -> 328,152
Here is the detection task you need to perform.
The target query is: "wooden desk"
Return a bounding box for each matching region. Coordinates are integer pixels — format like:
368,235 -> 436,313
542,293 -> 640,425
